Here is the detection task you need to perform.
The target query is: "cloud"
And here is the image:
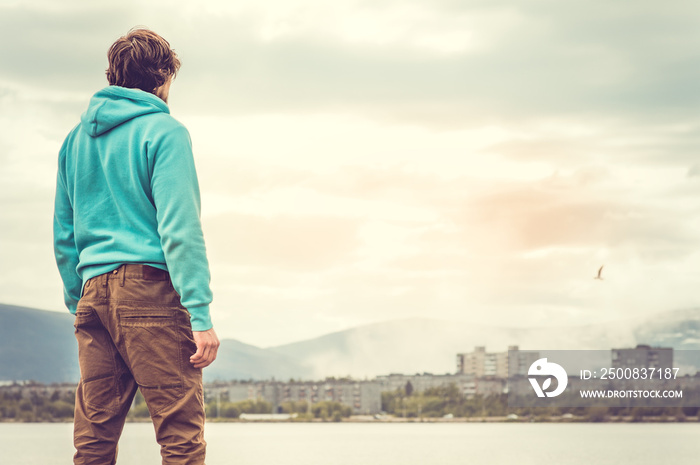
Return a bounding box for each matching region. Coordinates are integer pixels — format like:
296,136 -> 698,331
163,0 -> 700,128
5,0 -> 700,128
204,213 -> 362,271
0,6 -> 134,91
3,0 -> 700,345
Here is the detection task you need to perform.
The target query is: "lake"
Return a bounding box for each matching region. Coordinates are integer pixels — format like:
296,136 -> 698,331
1,422 -> 699,464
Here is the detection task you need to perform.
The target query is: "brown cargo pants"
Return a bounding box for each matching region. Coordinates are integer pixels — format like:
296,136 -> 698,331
73,264 -> 206,465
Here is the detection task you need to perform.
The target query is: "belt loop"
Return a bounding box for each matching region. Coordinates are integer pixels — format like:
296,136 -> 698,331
100,273 -> 108,299
120,265 -> 126,287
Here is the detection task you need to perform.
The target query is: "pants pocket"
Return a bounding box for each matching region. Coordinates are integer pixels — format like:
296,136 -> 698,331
118,306 -> 186,415
74,305 -> 120,414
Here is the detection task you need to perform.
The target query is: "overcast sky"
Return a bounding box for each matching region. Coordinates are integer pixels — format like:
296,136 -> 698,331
2,0 -> 700,348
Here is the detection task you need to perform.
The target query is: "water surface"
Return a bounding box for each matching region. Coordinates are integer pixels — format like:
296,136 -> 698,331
2,422 -> 698,464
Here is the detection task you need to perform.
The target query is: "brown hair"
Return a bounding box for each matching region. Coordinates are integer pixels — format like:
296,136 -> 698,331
106,27 -> 181,93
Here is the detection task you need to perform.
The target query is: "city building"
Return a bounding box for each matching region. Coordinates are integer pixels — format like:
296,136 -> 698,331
611,344 -> 673,370
374,372 -> 505,398
0,382 -> 76,400
206,379 -> 382,415
456,346 -> 540,378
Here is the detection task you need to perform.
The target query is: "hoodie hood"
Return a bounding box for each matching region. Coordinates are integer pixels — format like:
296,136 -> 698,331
80,86 -> 170,137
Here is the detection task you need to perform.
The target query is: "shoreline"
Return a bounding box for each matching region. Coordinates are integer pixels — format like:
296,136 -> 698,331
3,415 -> 698,424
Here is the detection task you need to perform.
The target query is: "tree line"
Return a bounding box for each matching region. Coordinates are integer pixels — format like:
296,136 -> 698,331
0,388 -> 75,422
381,381 -> 700,421
2,381 -> 698,422
0,387 -> 353,422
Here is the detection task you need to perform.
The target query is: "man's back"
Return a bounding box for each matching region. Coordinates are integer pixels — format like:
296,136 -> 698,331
55,86 -> 213,331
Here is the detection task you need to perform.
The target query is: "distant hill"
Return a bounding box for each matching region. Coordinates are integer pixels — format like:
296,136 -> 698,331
2,303 -> 699,383
204,338 -> 313,382
0,303 -> 78,383
0,303 -> 313,383
634,308 -> 700,349
265,316 -> 637,379
266,309 -> 700,379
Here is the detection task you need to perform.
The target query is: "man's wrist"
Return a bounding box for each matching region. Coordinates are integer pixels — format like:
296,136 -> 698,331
189,305 -> 213,331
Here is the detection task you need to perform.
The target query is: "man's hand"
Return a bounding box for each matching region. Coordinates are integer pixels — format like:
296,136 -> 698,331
190,328 -> 220,369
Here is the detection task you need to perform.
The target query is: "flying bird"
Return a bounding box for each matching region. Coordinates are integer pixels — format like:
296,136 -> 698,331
594,265 -> 604,280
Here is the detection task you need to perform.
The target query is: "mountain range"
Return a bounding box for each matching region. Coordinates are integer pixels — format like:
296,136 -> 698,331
1,303 -> 699,383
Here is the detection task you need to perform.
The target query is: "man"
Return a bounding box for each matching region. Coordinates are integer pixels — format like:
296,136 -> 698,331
53,27 -> 219,465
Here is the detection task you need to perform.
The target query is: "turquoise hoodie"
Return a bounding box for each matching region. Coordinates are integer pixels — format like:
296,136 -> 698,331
53,86 -> 213,331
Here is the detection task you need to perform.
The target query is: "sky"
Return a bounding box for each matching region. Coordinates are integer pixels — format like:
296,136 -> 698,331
2,0 -> 700,348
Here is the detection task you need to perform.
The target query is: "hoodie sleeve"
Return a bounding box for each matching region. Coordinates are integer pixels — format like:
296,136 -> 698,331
149,123 -> 213,331
53,150 -> 82,313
